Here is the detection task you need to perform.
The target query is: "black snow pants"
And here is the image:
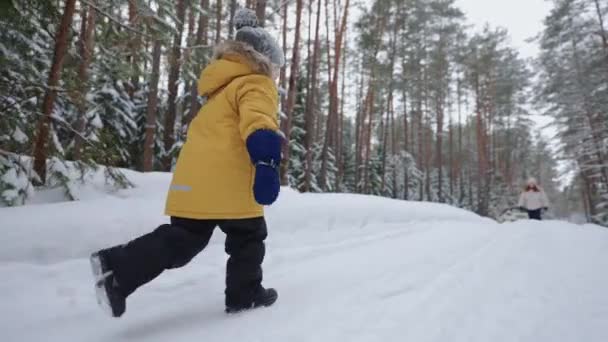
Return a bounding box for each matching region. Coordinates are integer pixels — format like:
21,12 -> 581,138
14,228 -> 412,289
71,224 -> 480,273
102,216 -> 267,307
527,209 -> 542,220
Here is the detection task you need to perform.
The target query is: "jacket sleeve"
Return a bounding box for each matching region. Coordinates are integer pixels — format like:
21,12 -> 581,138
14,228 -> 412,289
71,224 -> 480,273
541,190 -> 550,208
518,192 -> 526,208
235,75 -> 280,141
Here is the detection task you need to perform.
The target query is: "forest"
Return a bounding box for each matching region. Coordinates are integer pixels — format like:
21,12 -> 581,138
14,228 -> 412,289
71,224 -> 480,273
1,0 -> 607,226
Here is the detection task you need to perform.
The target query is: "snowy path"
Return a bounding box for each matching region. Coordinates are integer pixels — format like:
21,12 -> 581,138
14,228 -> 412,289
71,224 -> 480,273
1,177 -> 607,341
2,219 -> 607,342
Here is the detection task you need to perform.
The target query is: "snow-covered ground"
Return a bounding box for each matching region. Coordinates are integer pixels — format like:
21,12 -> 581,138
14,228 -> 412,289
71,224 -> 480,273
1,171 -> 607,342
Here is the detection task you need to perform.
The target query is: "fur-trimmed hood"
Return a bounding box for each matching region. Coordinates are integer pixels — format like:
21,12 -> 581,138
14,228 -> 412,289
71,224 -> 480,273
197,41 -> 274,96
213,41 -> 274,77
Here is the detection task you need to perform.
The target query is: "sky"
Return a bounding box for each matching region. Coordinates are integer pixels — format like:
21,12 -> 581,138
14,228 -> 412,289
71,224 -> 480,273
454,0 -> 553,59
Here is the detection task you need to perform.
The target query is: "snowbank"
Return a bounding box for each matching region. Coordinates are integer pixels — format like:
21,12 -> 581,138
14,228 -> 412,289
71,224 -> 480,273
0,170 -> 482,264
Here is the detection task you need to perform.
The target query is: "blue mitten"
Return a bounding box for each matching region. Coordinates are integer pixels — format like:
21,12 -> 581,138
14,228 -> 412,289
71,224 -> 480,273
246,130 -> 282,205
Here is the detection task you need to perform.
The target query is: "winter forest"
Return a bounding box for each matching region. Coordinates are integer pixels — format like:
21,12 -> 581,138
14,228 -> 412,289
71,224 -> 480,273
1,0 -> 607,226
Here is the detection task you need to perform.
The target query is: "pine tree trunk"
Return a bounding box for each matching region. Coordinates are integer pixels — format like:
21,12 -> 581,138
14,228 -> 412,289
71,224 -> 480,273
569,11 -> 608,190
127,0 -> 140,99
457,75 -> 464,203
448,109 -> 454,198
280,0 -> 304,185
228,0 -> 237,38
475,74 -> 489,216
380,97 -> 390,194
402,86 -> 409,200
280,1 -> 288,112
32,0 -> 77,184
186,0 -> 210,126
215,0 -> 222,43
74,5 -> 96,161
183,1 -> 197,131
362,14 -> 387,194
593,0 -> 608,66
354,67 -> 366,192
380,23 -> 397,195
256,0 -> 267,26
319,0 -> 349,191
303,0 -> 323,192
184,3 -> 196,97
162,0 -> 187,171
336,28 -> 347,190
417,102 -> 424,200
363,88 -> 375,194
435,53 -> 445,202
390,95 -> 397,198
143,38 -> 163,172
424,120 -> 431,201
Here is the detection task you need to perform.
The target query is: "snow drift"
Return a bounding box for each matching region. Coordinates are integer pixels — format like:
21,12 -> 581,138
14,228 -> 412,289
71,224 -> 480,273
1,171 -> 607,342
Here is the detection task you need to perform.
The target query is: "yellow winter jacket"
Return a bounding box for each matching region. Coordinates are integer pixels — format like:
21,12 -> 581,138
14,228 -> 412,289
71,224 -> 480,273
165,41 -> 279,219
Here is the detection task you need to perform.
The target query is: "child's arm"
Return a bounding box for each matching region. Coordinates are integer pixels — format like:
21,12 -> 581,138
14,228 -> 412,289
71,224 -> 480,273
236,75 -> 280,138
236,75 -> 282,205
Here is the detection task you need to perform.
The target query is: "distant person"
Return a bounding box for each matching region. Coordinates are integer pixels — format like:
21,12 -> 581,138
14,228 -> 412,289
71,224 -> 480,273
89,9 -> 284,318
518,178 -> 550,220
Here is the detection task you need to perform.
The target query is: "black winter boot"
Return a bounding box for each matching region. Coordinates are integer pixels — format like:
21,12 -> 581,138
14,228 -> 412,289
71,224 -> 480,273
90,250 -> 126,318
225,287 -> 278,314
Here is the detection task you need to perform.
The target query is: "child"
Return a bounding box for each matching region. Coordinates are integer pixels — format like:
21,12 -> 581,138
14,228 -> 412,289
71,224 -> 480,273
90,9 -> 284,317
518,178 -> 550,220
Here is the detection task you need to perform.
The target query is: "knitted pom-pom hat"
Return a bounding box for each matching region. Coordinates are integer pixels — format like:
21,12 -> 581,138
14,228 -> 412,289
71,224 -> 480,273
233,8 -> 285,67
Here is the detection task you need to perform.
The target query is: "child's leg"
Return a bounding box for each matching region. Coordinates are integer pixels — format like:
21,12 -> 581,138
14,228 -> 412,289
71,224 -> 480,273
528,209 -> 542,220
219,217 -> 267,307
102,217 -> 218,297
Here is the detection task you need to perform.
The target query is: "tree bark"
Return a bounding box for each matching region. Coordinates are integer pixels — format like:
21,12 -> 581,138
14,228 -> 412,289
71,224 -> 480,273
362,14 -> 387,194
143,38 -> 163,172
32,0 -> 77,184
475,72 -> 489,216
127,0 -> 140,99
593,0 -> 608,63
402,85 -> 409,200
280,1 -> 288,112
186,0 -> 210,126
280,0 -> 304,185
336,27 -> 347,190
256,0 -> 267,26
74,4 -> 97,161
319,0 -> 349,191
380,21 -> 397,195
215,0 -> 222,43
162,0 -> 187,171
354,61 -> 366,191
228,0 -> 237,38
303,0 -> 323,192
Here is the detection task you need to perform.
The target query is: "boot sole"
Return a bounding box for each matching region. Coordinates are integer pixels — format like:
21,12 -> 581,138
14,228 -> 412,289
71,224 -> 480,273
225,291 -> 278,314
90,254 -> 114,317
